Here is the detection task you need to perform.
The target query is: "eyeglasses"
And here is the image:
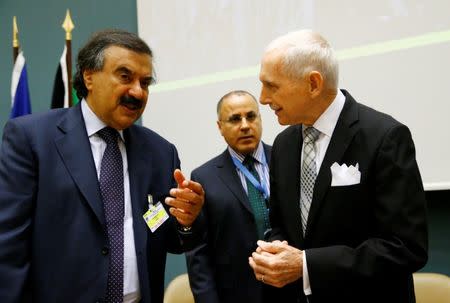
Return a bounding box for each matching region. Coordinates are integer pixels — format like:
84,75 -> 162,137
222,112 -> 259,125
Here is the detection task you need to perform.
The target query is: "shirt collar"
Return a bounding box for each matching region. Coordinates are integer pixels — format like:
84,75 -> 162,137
228,141 -> 264,164
303,89 -> 345,138
81,99 -> 125,141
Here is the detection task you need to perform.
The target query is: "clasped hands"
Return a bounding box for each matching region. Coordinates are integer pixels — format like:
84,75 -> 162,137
248,240 -> 304,288
165,169 -> 205,227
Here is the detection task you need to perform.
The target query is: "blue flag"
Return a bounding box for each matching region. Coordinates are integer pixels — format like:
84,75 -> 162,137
10,51 -> 32,118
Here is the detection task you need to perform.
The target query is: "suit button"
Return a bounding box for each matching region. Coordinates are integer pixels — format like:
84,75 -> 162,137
101,247 -> 109,255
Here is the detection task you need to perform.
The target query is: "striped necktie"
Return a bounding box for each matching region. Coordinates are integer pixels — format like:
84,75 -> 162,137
300,127 -> 320,236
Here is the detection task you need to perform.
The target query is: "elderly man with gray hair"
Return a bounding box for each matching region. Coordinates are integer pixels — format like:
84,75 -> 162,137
249,29 -> 428,303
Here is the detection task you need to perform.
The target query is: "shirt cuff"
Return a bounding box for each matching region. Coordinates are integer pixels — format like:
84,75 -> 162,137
303,250 -> 312,295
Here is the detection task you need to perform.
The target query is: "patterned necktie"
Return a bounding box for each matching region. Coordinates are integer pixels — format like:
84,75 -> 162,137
97,127 -> 124,303
243,156 -> 270,239
300,127 -> 320,236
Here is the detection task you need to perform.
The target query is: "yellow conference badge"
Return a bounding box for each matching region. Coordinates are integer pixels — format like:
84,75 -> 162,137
143,194 -> 169,232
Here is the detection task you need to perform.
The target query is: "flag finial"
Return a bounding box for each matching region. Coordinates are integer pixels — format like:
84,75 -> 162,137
62,9 -> 75,40
13,16 -> 19,48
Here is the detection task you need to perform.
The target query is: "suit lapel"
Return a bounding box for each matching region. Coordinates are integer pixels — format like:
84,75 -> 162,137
124,127 -> 152,256
282,126 -> 304,245
54,103 -> 105,225
263,143 -> 271,165
216,150 -> 254,214
306,91 -> 359,237
123,127 -> 154,302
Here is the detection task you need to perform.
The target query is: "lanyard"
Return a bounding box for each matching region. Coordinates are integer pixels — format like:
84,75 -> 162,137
231,154 -> 269,200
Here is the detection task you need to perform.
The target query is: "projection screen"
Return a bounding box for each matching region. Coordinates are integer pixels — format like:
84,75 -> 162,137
137,1 -> 450,190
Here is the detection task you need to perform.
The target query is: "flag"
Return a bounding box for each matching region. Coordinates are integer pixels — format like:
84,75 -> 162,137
51,46 -> 69,108
10,51 -> 32,118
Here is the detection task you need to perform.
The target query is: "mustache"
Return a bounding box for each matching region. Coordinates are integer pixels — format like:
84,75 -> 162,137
119,95 -> 143,109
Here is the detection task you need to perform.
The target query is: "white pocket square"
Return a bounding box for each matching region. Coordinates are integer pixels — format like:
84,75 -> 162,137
330,162 -> 361,186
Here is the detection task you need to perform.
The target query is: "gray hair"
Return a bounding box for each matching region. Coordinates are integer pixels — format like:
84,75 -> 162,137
265,29 -> 339,88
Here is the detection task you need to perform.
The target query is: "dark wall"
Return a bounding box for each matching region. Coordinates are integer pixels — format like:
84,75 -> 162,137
423,190 -> 450,275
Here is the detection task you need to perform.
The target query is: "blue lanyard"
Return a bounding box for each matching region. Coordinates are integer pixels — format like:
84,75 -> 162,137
231,154 -> 269,200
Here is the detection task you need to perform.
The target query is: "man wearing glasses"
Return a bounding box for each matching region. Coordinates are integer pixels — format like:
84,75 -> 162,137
186,90 -> 271,303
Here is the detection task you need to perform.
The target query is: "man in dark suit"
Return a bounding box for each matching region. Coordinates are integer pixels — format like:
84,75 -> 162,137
248,29 -> 428,303
186,90 -> 271,303
0,29 -> 204,303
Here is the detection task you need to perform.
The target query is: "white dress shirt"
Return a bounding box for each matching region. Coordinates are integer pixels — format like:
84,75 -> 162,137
81,100 -> 141,303
301,90 -> 346,296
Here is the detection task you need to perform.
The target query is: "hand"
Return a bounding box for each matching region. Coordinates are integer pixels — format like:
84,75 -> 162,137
248,240 -> 303,288
165,169 -> 205,227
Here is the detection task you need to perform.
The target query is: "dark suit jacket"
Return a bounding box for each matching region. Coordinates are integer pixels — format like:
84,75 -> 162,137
265,90 -> 428,303
186,144 -> 271,303
0,103 -> 197,303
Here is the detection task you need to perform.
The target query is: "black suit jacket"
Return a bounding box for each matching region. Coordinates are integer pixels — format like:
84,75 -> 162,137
266,90 -> 428,303
0,103 -> 198,303
187,143 -> 271,303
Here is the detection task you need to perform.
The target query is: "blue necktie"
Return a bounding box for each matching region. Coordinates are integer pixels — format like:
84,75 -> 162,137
98,127 -> 124,303
243,156 -> 270,239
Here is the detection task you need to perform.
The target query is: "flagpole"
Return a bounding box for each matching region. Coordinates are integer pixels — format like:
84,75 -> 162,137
13,16 -> 19,63
62,10 -> 74,107
10,16 -> 32,118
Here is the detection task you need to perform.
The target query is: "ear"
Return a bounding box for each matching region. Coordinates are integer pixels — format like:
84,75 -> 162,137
83,70 -> 95,91
308,71 -> 324,98
217,120 -> 224,136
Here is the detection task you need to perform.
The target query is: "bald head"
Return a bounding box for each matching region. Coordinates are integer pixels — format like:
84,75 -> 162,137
217,90 -> 258,119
